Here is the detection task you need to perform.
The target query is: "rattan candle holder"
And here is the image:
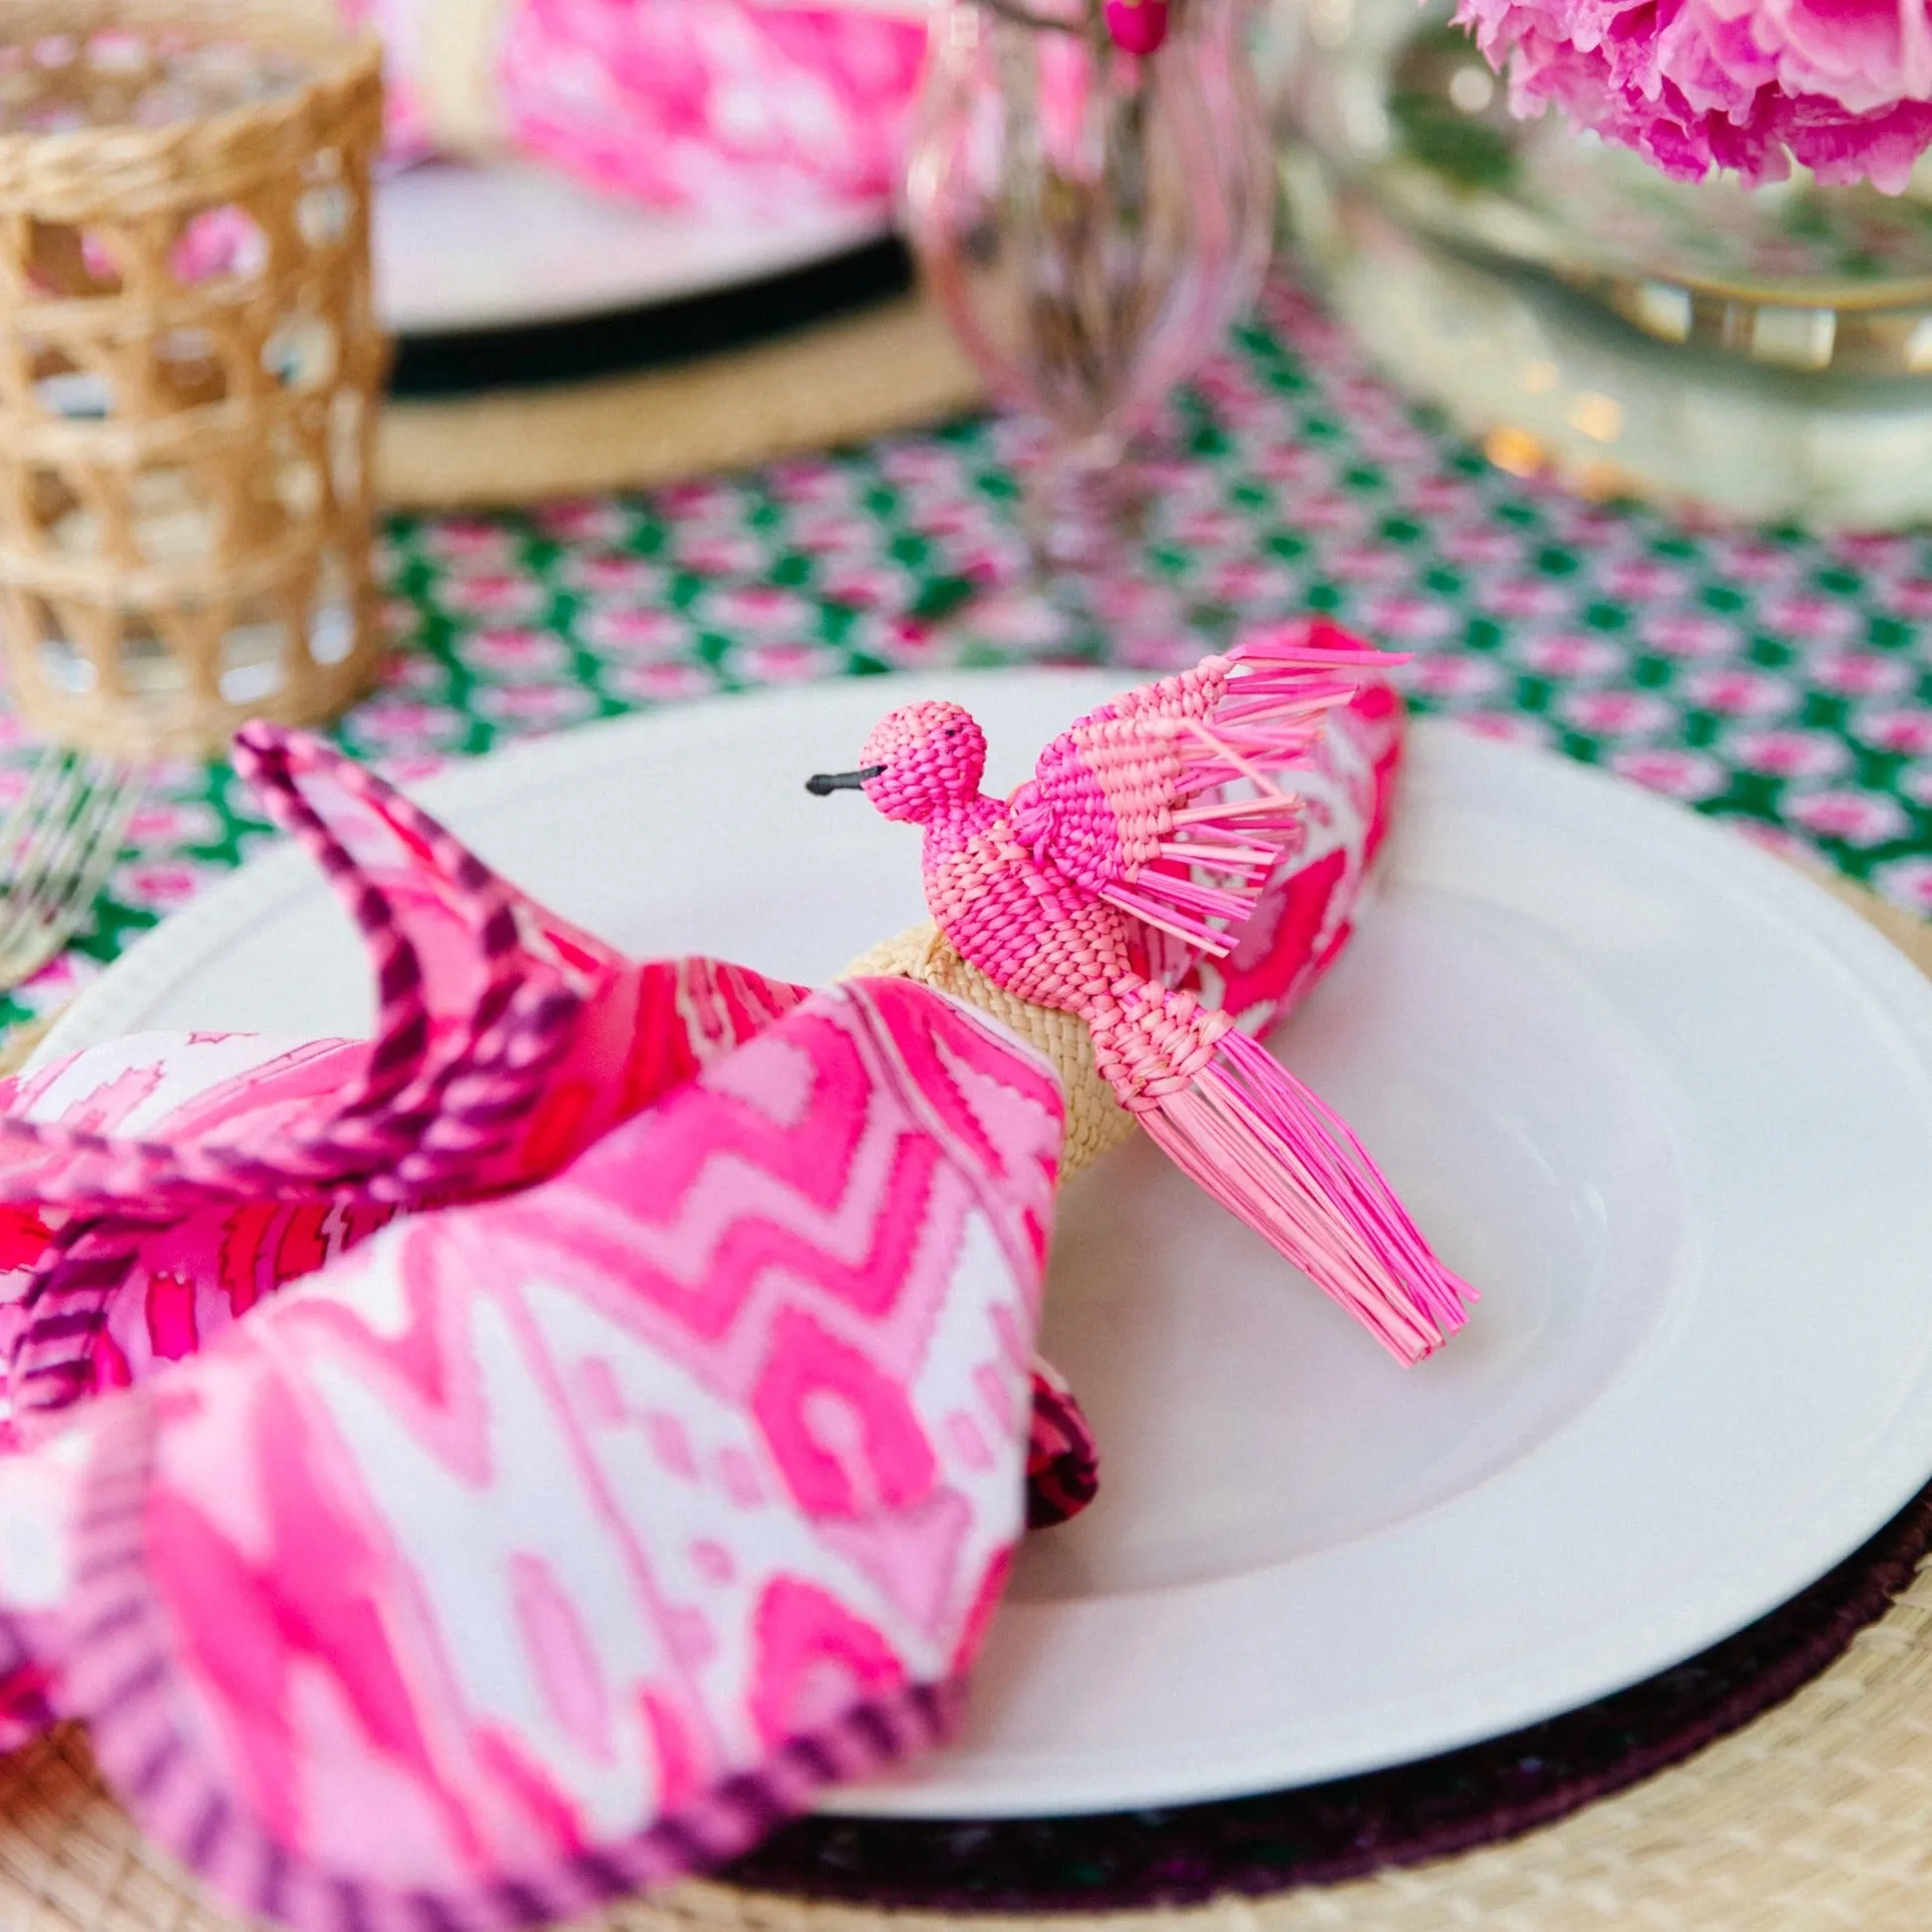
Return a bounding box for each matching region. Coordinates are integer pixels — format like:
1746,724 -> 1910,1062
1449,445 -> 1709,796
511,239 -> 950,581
0,4 -> 387,761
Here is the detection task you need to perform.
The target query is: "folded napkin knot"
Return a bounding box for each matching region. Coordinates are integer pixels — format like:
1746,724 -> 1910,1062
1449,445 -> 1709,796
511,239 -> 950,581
0,643 -> 1411,1922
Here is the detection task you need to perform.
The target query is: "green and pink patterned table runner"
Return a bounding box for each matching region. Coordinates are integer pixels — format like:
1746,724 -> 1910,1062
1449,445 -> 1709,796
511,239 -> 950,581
8,278 -> 1929,1044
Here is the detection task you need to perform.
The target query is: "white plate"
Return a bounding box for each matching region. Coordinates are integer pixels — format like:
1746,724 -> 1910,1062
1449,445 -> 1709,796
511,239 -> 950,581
374,160 -> 892,336
37,673 -> 1932,1818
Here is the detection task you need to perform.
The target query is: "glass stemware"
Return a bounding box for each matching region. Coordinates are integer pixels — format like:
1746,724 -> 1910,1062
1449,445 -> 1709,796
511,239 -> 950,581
902,0 -> 1274,640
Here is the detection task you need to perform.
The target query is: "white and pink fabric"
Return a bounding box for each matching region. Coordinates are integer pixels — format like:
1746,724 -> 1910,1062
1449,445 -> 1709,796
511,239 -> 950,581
0,658 -> 1406,1924
0,972 -> 1065,1929
0,730 -> 1098,1511
344,0 -> 929,214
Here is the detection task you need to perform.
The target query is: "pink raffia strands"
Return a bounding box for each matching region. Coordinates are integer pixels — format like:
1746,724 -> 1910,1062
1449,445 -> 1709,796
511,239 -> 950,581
0,977 -> 1067,1929
0,730 -> 1096,1535
825,618 -> 1473,1366
1136,1019 -> 1473,1361
1456,0 -> 1932,187
344,0 -> 928,213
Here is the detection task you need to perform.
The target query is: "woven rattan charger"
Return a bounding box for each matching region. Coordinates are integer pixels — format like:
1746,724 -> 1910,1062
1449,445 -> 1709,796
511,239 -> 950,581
0,873 -> 1925,1932
376,295 -> 981,510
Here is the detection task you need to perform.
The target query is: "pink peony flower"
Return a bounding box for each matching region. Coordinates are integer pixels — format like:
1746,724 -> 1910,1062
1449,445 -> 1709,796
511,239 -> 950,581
1456,0 -> 1932,187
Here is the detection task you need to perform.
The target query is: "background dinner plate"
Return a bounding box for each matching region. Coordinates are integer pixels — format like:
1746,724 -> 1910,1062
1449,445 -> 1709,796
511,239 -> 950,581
374,160 -> 892,337
37,672 -> 1932,1819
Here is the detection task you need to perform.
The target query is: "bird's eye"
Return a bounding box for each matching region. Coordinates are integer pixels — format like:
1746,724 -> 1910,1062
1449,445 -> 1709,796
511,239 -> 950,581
945,727 -> 959,738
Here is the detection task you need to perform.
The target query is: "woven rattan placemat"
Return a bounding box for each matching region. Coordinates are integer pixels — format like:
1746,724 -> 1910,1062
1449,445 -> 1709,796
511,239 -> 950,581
0,872 -> 1926,1932
375,296 -> 982,510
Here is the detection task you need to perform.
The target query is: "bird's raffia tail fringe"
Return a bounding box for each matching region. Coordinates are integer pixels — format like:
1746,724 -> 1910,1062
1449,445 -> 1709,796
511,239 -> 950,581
1091,977 -> 1473,1365
1102,626 -> 1412,958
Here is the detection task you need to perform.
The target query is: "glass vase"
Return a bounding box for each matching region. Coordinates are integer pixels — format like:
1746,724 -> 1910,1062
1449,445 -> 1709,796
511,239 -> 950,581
903,0 -> 1274,594
1277,0 -> 1932,529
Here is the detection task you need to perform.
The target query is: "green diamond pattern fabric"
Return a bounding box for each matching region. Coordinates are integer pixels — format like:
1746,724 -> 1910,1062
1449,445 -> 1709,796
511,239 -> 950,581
4,281 -> 1928,1044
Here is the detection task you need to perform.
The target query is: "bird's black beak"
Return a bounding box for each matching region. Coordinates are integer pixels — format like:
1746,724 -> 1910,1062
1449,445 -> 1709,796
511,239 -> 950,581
805,766 -> 884,796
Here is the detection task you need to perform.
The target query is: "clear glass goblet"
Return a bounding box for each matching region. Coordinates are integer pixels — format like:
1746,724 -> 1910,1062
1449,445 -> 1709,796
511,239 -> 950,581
902,0 -> 1274,640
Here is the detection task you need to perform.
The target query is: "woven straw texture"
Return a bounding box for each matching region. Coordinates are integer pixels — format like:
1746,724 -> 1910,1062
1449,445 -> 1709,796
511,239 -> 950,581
0,10 -> 388,758
376,297 -> 982,511
844,919 -> 1138,1176
0,875 -> 1920,1932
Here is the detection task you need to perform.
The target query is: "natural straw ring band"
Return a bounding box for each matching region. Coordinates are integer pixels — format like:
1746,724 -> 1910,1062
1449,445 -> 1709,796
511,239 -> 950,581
0,873 -> 1924,1932
845,920 -> 1139,1175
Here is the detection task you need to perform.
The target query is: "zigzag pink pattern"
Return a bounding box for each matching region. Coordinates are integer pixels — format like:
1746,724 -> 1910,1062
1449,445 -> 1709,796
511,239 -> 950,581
0,729 -> 810,1437
0,681 -> 1400,1444
0,978 -> 1065,1930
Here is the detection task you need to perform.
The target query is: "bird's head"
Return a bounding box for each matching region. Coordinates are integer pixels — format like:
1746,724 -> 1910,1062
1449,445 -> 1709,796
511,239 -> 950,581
806,700 -> 987,824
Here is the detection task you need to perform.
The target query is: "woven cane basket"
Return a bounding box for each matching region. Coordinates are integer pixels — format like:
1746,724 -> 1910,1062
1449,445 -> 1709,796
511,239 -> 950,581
0,4 -> 387,759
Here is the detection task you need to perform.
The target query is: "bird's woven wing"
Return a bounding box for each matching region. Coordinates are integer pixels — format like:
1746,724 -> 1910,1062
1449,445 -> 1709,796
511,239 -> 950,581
1010,621 -> 1395,955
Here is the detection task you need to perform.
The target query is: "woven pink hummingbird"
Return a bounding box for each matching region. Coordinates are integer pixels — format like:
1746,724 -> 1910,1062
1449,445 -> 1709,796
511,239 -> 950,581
809,622 -> 1474,1364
